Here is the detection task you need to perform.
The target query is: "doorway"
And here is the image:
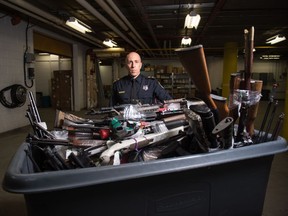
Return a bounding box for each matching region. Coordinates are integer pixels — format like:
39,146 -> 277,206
33,32 -> 73,111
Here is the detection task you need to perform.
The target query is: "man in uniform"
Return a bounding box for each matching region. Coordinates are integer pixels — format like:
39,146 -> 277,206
110,52 -> 172,106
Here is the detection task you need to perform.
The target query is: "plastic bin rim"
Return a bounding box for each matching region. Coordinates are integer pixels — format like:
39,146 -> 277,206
2,137 -> 287,194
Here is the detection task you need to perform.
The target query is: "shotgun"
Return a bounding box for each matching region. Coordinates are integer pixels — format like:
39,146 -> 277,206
175,45 -> 224,124
235,26 -> 254,143
100,120 -> 189,165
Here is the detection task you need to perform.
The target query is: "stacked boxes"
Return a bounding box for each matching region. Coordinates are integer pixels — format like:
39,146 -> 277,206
51,70 -> 72,111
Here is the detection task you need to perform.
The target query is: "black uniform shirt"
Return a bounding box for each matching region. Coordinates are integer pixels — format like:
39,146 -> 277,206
110,74 -> 172,106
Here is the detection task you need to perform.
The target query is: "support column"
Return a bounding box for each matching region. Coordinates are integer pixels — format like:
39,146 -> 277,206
222,42 -> 238,98
282,75 -> 288,140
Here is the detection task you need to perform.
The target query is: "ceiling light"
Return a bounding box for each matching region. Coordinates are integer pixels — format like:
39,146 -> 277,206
103,39 -> 117,48
37,53 -> 50,56
266,35 -> 286,45
184,11 -> 201,29
66,17 -> 92,34
181,37 -> 192,46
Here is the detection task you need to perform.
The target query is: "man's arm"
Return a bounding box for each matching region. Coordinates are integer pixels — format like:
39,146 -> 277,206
109,82 -> 117,106
153,79 -> 173,103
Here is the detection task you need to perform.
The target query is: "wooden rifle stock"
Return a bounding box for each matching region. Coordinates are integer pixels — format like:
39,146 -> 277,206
246,80 -> 263,136
175,45 -> 223,123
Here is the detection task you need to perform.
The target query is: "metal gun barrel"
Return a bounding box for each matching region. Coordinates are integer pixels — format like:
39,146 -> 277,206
270,113 -> 285,141
262,100 -> 279,142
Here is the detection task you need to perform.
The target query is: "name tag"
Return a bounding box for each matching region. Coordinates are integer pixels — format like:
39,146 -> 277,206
119,91 -> 125,94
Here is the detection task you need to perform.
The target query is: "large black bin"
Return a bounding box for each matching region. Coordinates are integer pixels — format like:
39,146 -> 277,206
2,137 -> 287,216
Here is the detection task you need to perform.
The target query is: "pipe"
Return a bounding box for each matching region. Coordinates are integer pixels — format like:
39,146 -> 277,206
2,0 -> 103,46
130,0 -> 163,56
76,0 -> 139,50
96,0 -> 150,55
195,0 -> 227,44
96,0 -> 129,32
105,0 -> 153,55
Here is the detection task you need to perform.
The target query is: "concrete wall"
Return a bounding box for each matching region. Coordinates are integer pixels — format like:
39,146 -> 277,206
0,15 -> 34,132
0,14 -> 90,133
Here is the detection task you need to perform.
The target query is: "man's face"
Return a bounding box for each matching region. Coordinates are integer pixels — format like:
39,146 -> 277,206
126,52 -> 142,78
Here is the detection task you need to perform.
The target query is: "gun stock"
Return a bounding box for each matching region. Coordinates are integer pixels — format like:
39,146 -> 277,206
100,124 -> 187,165
246,80 -> 263,136
175,45 -> 225,123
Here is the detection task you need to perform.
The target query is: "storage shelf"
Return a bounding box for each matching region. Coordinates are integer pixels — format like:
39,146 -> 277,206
143,65 -> 195,98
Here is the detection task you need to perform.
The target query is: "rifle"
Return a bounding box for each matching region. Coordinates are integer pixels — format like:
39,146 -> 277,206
212,117 -> 234,149
242,27 -> 254,90
270,113 -> 285,141
254,83 -> 279,143
235,26 -> 254,144
175,45 -> 226,124
245,80 -> 263,137
87,100 -> 188,122
100,118 -> 189,165
184,108 -> 210,152
26,91 -> 54,139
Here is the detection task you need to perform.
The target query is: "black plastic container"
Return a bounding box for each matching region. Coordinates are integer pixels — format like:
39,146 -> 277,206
3,137 -> 287,216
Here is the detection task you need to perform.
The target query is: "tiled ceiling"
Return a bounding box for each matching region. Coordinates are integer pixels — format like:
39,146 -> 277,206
1,0 -> 288,59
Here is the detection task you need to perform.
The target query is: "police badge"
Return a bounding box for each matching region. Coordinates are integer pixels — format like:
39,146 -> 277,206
142,85 -> 148,91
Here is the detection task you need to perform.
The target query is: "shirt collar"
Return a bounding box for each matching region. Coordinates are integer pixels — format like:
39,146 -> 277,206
130,74 -> 143,83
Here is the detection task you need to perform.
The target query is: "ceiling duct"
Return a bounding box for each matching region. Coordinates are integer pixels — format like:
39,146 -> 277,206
130,0 -> 163,56
3,0 -> 103,46
76,0 -> 140,51
104,0 -> 153,56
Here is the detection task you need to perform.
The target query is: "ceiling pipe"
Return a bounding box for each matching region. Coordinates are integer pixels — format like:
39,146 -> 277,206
195,0 -> 227,44
130,0 -> 164,57
145,3 -> 215,11
96,0 -> 128,33
2,0 -> 103,46
105,0 -> 153,56
76,0 -> 140,50
95,0 -> 150,55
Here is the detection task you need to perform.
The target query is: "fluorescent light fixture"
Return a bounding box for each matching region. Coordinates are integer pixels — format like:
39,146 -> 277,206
184,11 -> 201,29
66,17 -> 92,34
266,34 -> 286,45
103,39 -> 117,48
181,37 -> 192,46
38,53 -> 50,56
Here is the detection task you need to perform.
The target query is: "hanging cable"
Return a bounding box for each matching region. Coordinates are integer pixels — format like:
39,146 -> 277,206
0,84 -> 27,108
24,17 -> 34,88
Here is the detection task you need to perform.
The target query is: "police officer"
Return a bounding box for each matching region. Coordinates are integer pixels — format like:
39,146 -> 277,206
110,52 -> 172,106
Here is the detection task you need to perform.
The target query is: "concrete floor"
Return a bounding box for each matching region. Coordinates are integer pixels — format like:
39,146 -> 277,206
0,101 -> 287,216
